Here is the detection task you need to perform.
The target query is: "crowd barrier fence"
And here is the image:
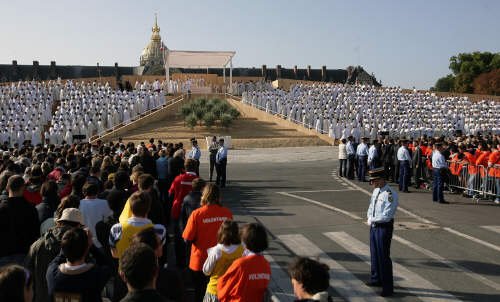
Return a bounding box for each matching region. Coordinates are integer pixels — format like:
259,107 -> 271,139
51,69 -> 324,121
447,161 -> 499,203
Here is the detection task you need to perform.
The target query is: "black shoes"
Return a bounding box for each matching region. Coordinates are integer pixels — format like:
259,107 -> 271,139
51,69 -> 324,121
380,291 -> 394,297
365,281 -> 382,287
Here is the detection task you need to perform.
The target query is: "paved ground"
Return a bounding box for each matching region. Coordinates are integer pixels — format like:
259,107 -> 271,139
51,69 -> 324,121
195,146 -> 500,301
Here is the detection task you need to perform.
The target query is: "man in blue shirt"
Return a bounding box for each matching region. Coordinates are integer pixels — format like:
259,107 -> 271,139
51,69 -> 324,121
215,138 -> 228,188
431,143 -> 449,204
356,137 -> 369,182
346,136 -> 356,179
156,149 -> 169,203
188,139 -> 201,176
366,167 -> 399,297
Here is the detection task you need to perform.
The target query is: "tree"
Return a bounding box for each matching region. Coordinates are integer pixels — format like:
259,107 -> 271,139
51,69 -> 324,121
473,69 -> 500,95
179,97 -> 240,128
434,51 -> 500,93
434,74 -> 455,92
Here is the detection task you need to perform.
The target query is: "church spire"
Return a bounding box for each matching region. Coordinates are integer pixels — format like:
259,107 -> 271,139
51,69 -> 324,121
152,13 -> 160,34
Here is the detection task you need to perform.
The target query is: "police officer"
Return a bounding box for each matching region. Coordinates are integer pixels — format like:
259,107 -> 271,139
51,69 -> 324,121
366,167 -> 399,297
187,138 -> 201,176
431,142 -> 449,204
356,137 -> 369,182
215,138 -> 228,188
396,139 -> 412,192
208,136 -> 219,182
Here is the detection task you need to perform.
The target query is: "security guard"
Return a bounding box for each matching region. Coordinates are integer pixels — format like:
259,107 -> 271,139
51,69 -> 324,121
366,167 -> 399,297
396,139 -> 412,192
356,137 -> 369,182
431,142 -> 449,204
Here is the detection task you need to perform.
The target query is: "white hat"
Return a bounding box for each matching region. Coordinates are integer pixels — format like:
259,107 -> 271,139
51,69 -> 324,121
57,208 -> 84,225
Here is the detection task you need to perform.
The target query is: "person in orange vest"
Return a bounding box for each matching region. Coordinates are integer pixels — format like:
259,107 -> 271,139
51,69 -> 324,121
463,144 -> 478,197
182,184 -> 233,302
487,142 -> 500,204
475,142 -> 491,189
217,223 -> 271,302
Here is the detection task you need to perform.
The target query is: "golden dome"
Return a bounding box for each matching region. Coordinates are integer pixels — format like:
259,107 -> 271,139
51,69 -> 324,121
140,14 -> 166,66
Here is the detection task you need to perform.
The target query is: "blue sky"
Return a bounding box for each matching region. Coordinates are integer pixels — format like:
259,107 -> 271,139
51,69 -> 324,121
1,0 -> 499,89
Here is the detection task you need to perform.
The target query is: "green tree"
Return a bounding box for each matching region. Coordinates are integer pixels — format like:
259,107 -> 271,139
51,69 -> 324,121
185,113 -> 198,129
434,74 -> 455,92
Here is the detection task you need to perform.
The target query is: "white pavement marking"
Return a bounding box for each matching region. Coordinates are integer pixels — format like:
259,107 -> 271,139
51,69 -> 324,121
324,232 -> 462,302
443,227 -> 500,253
336,171 -> 436,225
278,234 -> 384,302
286,189 -> 357,193
264,254 -> 295,302
393,235 -> 500,291
277,191 -> 362,220
481,225 -> 500,235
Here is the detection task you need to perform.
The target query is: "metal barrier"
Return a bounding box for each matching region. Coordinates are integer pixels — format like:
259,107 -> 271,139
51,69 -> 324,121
447,161 -> 500,203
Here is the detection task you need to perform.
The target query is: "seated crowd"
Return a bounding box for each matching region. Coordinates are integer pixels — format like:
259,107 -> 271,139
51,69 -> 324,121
0,138 -> 332,302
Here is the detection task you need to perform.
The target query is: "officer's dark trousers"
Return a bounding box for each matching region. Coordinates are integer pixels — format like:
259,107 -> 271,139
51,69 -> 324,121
209,155 -> 216,181
370,223 -> 394,294
432,168 -> 444,202
216,159 -> 227,187
358,155 -> 367,181
347,154 -> 355,179
399,160 -> 410,191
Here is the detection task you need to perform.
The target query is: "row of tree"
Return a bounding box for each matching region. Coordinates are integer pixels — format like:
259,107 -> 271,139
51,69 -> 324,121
432,51 -> 500,95
180,98 -> 241,129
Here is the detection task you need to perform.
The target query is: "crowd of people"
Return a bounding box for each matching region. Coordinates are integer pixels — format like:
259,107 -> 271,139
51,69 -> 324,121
241,83 -> 500,139
0,134 -> 332,302
337,134 -> 500,203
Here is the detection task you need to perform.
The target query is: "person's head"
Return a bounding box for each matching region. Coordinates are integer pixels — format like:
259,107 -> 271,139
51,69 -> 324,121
201,183 -> 221,206
184,159 -> 196,173
89,165 -> 100,177
114,171 -> 130,190
217,220 -> 241,246
173,149 -> 184,159
61,227 -> 89,264
191,178 -> 206,193
130,171 -> 143,185
7,175 -> 25,197
0,264 -> 33,302
129,191 -> 151,218
138,174 -> 154,192
55,195 -> 81,220
192,140 -> 198,147
219,138 -> 225,146
82,182 -> 99,198
288,257 -> 330,299
119,243 -> 158,291
40,180 -> 59,204
240,223 -> 268,253
368,167 -> 386,188
133,227 -> 163,258
341,138 -> 346,144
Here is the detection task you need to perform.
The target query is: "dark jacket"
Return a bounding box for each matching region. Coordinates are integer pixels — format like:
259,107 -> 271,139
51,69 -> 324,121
168,157 -> 184,182
180,191 -> 201,231
140,153 -> 157,178
0,196 -> 40,257
36,197 -> 56,223
148,189 -> 166,226
46,246 -> 113,302
106,187 -> 130,218
120,289 -> 168,302
26,225 -> 73,302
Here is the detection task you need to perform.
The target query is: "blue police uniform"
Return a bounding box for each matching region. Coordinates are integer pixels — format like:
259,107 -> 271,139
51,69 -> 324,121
397,145 -> 411,192
356,142 -> 369,181
366,174 -> 399,296
431,149 -> 447,203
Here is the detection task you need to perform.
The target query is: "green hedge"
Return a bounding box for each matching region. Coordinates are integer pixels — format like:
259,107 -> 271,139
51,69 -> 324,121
180,98 -> 240,129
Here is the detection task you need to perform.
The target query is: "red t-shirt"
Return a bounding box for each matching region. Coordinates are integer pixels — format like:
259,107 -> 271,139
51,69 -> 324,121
169,172 -> 198,219
182,204 -> 233,271
217,254 -> 271,302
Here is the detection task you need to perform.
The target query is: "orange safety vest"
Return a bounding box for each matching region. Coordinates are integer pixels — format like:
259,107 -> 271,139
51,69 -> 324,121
464,152 -> 477,175
476,151 -> 490,178
488,151 -> 500,178
449,154 -> 462,176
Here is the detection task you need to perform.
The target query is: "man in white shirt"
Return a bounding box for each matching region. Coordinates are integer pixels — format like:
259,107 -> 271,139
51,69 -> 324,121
396,140 -> 412,193
79,183 -> 113,248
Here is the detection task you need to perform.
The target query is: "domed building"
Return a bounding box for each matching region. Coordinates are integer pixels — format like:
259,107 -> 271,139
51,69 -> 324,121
139,15 -> 167,75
